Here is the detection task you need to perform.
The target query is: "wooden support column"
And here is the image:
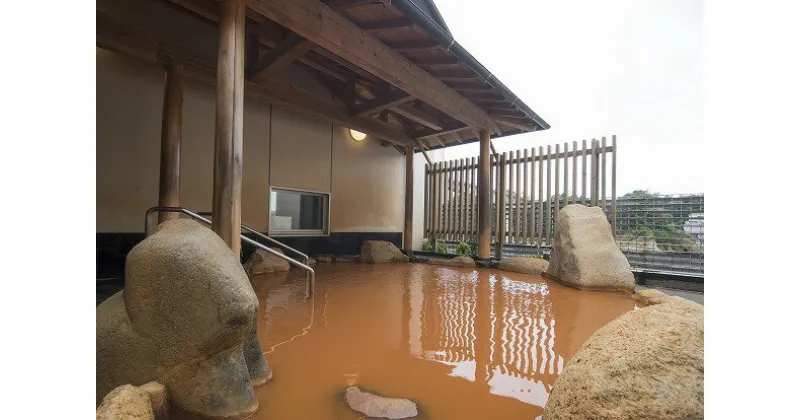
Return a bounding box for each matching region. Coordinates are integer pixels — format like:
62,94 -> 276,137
477,128 -> 492,260
404,144 -> 414,256
212,0 -> 246,255
158,63 -> 184,223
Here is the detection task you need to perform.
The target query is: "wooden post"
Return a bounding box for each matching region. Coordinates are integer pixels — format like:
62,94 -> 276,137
477,128 -> 492,259
522,148 -> 529,245
537,146 -> 544,248
404,144 -> 414,255
158,63 -> 184,223
581,140 -> 587,205
611,135 -> 618,237
495,153 -> 507,258
212,0 -> 246,255
546,145 -> 552,247
423,164 -> 429,240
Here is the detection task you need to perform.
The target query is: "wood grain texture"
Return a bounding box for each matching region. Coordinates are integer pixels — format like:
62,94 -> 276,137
158,62 -> 185,223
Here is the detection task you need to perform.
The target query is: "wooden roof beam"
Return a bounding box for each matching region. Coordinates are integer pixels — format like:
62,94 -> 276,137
247,0 -> 499,133
97,10 -> 413,146
327,0 -> 389,9
385,40 -> 441,52
412,121 -> 470,140
247,33 -> 313,79
391,103 -> 443,131
493,117 -> 537,132
409,57 -> 460,67
359,18 -> 414,31
351,90 -> 414,117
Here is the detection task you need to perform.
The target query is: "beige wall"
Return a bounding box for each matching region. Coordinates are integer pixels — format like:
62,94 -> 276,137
97,48 -> 404,234
331,126 -> 404,232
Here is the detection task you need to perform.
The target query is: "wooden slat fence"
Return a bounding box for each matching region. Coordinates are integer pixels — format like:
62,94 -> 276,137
424,135 -> 618,257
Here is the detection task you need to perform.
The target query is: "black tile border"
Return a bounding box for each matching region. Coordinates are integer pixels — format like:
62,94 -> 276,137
96,231 -> 402,279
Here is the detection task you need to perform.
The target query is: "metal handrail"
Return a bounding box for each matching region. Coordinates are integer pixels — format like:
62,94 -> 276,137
144,206 -> 314,297
195,212 -> 310,266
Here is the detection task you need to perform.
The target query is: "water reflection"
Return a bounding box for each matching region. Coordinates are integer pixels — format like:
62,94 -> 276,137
252,264 -> 633,419
408,267 -> 564,407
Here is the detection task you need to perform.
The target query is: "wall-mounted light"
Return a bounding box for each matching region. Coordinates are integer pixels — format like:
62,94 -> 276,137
349,129 -> 367,142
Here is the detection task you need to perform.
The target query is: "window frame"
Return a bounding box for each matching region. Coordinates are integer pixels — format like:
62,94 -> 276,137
268,186 -> 331,237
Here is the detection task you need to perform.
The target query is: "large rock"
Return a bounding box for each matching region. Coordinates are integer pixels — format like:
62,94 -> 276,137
344,386 -> 418,419
97,219 -> 269,419
545,205 -> 635,292
96,384 -> 154,420
498,257 -> 549,275
632,288 -> 681,307
543,298 -> 704,420
139,382 -> 168,420
244,247 -> 290,276
360,241 -> 409,264
427,256 -> 476,268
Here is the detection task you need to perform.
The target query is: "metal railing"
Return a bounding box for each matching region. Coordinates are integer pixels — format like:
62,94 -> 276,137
196,212 -> 310,266
144,206 -> 315,297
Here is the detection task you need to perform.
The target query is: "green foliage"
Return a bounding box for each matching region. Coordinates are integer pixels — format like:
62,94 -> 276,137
528,254 -> 543,259
423,238 -> 452,254
455,241 -> 472,256
616,191 -> 703,252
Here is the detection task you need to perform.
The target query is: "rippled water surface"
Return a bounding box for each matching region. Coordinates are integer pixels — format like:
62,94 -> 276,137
251,263 -> 634,419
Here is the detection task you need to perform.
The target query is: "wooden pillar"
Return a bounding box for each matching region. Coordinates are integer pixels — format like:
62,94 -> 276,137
477,128 -> 492,259
494,153 -> 506,258
212,0 -> 246,255
404,144 -> 414,256
158,63 -> 184,223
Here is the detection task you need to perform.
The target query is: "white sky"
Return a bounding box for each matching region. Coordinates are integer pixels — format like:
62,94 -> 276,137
428,0 -> 703,195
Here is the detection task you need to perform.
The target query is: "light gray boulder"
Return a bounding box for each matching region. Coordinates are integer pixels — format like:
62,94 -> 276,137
344,386 -> 418,419
497,257 -> 549,275
545,205 -> 635,292
244,247 -> 290,276
543,297 -> 704,420
96,384 -> 154,420
96,219 -> 270,419
360,241 -> 409,264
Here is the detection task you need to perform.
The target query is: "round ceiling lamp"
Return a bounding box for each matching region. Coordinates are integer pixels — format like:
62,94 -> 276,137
349,129 -> 367,142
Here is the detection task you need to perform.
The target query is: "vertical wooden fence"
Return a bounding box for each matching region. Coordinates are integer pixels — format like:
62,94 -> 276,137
424,135 -> 618,257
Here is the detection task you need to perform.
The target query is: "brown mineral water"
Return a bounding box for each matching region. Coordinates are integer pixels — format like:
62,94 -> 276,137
250,263 -> 633,419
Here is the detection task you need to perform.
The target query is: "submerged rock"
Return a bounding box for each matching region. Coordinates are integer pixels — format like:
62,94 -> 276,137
545,205 -> 635,292
344,386 -> 418,419
335,255 -> 357,263
497,257 -> 549,275
316,254 -> 334,263
96,384 -> 154,420
96,219 -> 266,419
543,297 -> 704,420
244,247 -> 290,276
427,256 -> 476,268
306,257 -> 317,266
360,241 -> 409,264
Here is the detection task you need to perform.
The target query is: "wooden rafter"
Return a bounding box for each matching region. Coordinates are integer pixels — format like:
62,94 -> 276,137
391,103 -> 443,131
358,18 -> 414,31
384,40 -> 441,52
247,0 -> 498,132
327,0 -> 389,9
493,117 -> 537,132
247,33 -> 313,79
97,9 -> 414,146
351,90 -> 414,117
412,121 -> 470,140
409,57 -> 460,67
